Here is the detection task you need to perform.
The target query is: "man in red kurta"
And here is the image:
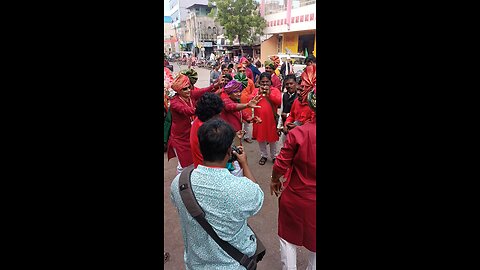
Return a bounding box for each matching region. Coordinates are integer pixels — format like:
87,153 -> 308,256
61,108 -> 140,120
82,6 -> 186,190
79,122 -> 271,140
283,65 -> 316,133
251,72 -> 282,165
236,66 -> 256,143
271,85 -> 317,270
189,93 -> 224,168
220,80 -> 260,138
167,73 -> 221,174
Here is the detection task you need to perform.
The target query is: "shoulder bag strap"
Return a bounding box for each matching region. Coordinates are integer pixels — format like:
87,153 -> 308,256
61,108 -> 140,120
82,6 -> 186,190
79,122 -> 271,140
178,166 -> 255,269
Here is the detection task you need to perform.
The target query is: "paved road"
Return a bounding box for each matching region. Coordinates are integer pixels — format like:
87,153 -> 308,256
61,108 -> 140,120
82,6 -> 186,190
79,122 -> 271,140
164,62 -> 310,269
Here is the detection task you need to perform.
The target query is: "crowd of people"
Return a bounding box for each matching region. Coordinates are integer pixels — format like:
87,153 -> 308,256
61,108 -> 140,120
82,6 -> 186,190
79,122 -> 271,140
164,53 -> 317,269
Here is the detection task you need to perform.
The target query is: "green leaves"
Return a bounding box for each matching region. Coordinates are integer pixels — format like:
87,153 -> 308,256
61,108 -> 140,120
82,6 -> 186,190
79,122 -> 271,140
208,0 -> 266,46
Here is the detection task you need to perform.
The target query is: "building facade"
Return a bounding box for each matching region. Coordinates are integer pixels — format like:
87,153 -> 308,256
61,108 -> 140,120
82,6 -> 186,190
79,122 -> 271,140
168,0 -> 210,52
260,0 -> 316,63
185,3 -> 224,58
164,16 -> 178,54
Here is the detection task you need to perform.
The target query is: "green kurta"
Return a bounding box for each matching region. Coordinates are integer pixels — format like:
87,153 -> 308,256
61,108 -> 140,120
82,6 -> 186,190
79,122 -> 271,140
164,110 -> 172,144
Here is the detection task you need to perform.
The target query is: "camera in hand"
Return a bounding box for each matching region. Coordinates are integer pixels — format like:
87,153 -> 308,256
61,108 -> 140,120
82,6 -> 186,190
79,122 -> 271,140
228,145 -> 242,163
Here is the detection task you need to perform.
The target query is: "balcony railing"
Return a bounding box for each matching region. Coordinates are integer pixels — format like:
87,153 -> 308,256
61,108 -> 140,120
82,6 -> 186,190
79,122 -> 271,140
265,0 -> 316,15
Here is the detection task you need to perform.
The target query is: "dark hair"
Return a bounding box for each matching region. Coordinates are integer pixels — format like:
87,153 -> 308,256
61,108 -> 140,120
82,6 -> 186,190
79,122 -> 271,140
198,119 -> 235,162
255,60 -> 261,68
284,74 -> 297,83
304,55 -> 316,64
195,93 -> 224,122
221,64 -> 228,70
258,72 -> 272,82
228,63 -> 234,69
224,73 -> 233,81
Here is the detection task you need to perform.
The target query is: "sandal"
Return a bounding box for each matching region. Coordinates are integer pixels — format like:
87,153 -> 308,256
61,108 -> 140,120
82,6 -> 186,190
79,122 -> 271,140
259,157 -> 267,165
164,252 -> 170,264
244,138 -> 253,143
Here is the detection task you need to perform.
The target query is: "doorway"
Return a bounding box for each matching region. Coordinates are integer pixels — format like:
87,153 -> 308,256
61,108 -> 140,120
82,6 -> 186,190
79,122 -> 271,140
298,34 -> 315,55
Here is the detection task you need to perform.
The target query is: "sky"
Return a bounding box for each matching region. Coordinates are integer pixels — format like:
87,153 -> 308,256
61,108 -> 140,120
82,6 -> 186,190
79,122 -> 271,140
164,1 -> 169,16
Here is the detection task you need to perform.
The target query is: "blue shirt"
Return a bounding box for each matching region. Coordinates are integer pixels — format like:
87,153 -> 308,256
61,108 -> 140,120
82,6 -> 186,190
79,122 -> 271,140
248,64 -> 261,82
170,165 -> 264,270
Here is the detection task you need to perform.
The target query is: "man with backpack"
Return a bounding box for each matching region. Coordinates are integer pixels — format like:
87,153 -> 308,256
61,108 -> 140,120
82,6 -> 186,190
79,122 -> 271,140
170,119 -> 264,269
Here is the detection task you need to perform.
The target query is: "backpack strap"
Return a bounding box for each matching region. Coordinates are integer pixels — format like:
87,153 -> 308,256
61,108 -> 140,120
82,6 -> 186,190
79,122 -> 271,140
178,165 -> 256,269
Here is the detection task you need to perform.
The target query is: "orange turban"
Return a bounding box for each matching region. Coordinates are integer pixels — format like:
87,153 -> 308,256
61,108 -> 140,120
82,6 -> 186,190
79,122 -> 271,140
171,74 -> 191,93
269,56 -> 280,69
299,65 -> 316,102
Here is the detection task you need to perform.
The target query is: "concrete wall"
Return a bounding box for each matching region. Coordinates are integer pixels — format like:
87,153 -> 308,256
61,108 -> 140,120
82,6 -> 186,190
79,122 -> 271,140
263,3 -> 316,34
260,35 -> 279,64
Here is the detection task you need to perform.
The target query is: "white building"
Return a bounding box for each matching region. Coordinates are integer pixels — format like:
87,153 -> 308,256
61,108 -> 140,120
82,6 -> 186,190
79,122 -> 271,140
260,0 -> 316,63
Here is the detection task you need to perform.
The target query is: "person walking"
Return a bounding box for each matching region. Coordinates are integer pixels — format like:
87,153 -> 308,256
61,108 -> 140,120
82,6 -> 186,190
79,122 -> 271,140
170,119 -> 264,270
270,86 -> 317,270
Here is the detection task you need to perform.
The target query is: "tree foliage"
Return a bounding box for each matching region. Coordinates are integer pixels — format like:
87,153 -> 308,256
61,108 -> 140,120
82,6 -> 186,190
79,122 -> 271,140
208,0 -> 266,46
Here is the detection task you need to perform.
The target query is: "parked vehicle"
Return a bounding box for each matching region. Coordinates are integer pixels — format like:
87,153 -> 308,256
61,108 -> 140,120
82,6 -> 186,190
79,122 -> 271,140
268,53 -> 307,74
196,58 -> 209,68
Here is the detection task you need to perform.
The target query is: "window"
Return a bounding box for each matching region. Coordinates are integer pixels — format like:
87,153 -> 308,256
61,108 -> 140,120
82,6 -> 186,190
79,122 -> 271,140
299,0 -> 316,7
277,35 -> 283,53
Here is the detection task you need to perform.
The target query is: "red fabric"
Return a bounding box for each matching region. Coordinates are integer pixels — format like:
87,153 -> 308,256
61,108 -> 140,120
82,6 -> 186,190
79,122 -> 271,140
220,96 -> 252,132
171,74 -> 190,92
271,74 -> 282,90
299,65 -> 316,102
192,84 -> 215,99
164,67 -> 173,83
164,90 -> 169,112
273,120 -> 316,252
220,91 -> 229,99
190,118 -> 204,168
167,84 -> 215,167
245,67 -> 254,81
251,87 -> 282,142
284,99 -> 315,126
240,78 -> 255,115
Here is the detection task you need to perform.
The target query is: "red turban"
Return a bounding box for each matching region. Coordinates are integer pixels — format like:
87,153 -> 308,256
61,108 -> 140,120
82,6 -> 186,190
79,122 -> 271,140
300,65 -> 316,102
171,74 -> 191,93
239,57 -> 248,64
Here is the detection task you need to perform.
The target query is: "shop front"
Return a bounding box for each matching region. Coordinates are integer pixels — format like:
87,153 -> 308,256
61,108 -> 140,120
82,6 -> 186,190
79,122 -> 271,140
282,30 -> 316,56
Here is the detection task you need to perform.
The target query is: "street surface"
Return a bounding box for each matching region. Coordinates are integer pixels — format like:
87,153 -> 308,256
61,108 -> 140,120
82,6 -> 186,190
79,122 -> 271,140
164,62 -> 310,269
